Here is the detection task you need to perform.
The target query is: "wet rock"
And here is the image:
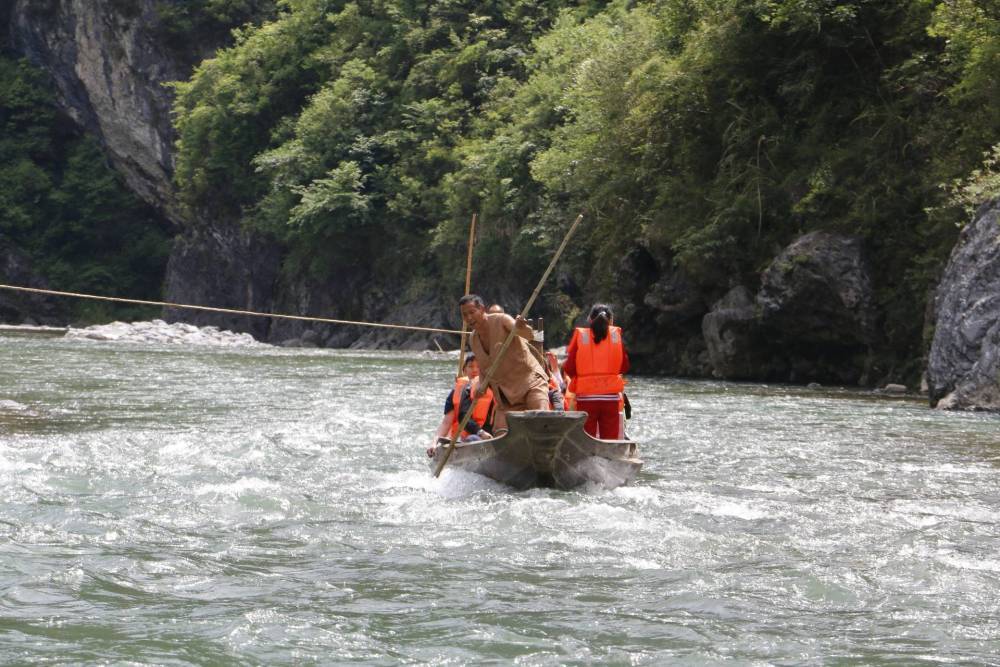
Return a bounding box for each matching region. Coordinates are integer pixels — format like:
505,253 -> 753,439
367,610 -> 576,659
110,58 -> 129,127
698,233 -> 877,385
265,272 -> 376,349
616,249 -> 710,376
279,334 -> 317,348
350,294 -> 458,351
758,232 -> 876,344
927,200 -> 1000,410
300,329 -> 320,346
882,383 -> 907,394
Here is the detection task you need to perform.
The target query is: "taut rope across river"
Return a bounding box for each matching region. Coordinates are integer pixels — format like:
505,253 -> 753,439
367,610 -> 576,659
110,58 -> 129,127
0,283 -> 463,335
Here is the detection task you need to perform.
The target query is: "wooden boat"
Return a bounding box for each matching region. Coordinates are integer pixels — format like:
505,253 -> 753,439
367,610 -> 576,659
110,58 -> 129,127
430,410 -> 642,490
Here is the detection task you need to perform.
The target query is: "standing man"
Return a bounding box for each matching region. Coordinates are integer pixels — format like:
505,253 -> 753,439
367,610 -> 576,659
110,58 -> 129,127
459,294 -> 550,433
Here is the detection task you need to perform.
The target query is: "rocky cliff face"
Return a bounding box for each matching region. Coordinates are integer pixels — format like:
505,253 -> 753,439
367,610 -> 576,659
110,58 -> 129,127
701,232 -> 877,385
4,0 -> 459,349
701,285 -> 760,379
927,201 -> 1000,410
0,236 -> 68,325
614,246 -> 711,376
162,222 -> 281,340
8,0 -> 185,221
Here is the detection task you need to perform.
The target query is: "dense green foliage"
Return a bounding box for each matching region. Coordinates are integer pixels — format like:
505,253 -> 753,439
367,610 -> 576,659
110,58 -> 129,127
172,0 -> 602,284
171,0 -> 1000,369
0,56 -> 171,321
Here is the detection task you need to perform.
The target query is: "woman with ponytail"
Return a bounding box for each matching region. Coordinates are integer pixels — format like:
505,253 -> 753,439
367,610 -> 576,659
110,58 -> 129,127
563,304 -> 630,439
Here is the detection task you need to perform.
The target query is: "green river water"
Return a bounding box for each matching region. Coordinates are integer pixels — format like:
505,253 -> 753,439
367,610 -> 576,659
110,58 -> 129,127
1,332 -> 999,665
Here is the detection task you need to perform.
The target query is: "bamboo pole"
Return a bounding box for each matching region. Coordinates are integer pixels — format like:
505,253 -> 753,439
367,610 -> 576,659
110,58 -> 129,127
434,213 -> 584,478
0,284 -> 463,335
456,213 -> 478,378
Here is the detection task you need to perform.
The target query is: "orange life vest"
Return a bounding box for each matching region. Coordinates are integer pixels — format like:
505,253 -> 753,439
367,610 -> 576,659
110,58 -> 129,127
569,326 -> 626,395
449,377 -> 494,438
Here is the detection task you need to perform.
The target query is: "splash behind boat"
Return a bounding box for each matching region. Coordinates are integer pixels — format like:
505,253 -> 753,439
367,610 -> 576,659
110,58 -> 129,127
430,410 -> 641,490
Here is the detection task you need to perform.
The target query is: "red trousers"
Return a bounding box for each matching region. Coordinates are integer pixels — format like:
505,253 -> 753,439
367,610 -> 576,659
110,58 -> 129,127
577,398 -> 623,440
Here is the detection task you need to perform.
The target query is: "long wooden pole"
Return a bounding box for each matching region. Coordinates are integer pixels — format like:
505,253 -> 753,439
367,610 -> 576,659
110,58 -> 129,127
456,213 -> 477,378
434,213 -> 584,478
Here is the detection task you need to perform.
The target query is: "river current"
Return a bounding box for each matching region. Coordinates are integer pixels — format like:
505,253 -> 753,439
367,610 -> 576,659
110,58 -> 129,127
1,332 -> 999,665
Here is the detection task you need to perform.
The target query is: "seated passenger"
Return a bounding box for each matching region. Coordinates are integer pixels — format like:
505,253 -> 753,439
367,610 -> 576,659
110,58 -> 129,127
547,368 -> 566,412
543,350 -> 569,411
546,350 -> 567,393
427,353 -> 495,456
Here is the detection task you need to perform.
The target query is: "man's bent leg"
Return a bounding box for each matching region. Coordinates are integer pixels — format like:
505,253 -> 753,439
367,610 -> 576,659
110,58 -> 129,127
523,384 -> 551,411
495,385 -> 548,433
492,404 -> 509,433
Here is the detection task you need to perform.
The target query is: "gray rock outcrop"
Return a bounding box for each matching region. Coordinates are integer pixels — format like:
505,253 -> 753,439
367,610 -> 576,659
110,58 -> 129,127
701,232 -> 877,384
162,223 -> 281,341
350,294 -> 458,351
616,247 -> 711,376
927,200 -> 1000,410
702,285 -> 760,379
9,0 -> 187,221
757,232 -> 877,350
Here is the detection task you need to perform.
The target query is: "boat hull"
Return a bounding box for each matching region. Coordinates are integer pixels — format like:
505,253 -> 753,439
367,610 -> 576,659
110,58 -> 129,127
430,410 -> 642,490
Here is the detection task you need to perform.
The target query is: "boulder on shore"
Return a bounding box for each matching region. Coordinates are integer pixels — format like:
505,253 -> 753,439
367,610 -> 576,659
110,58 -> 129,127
927,200 -> 1000,410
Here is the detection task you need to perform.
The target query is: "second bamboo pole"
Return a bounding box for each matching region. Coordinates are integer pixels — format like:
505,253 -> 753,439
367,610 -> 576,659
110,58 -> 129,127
456,213 -> 478,378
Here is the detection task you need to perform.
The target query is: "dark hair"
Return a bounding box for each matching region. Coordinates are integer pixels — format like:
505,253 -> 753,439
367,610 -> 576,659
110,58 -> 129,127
588,303 -> 613,344
462,353 -> 477,368
459,294 -> 485,308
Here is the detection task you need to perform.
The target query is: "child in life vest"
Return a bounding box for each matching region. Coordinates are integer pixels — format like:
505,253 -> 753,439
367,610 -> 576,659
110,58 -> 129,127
427,353 -> 495,456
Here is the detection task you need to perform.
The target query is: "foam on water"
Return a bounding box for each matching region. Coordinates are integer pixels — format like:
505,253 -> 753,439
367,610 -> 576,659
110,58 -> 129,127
64,319 -> 263,347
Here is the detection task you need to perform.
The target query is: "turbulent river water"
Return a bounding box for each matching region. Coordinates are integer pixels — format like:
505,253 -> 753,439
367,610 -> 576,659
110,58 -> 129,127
2,331 -> 1000,665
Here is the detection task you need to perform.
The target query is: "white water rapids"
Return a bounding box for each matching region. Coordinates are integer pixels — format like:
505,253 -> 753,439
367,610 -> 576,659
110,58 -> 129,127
1,329 -> 999,664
